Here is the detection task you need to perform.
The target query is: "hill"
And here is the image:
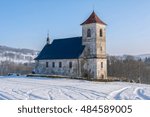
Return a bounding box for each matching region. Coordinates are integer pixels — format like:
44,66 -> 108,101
0,45 -> 38,63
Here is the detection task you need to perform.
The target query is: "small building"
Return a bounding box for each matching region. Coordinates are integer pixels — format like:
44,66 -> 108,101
35,11 -> 107,79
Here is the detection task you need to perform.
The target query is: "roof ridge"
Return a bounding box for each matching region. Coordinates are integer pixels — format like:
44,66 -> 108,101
54,36 -> 82,41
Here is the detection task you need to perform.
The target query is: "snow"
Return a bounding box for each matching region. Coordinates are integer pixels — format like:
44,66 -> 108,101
136,54 -> 150,60
0,76 -> 150,100
0,49 -> 37,64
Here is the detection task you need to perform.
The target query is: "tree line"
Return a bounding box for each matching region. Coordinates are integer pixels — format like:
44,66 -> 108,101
0,61 -> 33,75
107,55 -> 150,84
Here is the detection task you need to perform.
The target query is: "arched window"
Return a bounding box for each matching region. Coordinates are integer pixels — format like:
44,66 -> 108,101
101,74 -> 104,79
46,62 -> 49,68
100,29 -> 103,37
87,29 -> 91,37
101,62 -> 103,68
52,62 -> 55,68
100,46 -> 103,51
69,62 -> 72,68
59,62 -> 62,68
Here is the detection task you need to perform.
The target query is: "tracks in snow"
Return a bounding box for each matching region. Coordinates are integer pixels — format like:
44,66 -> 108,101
0,77 -> 150,100
107,87 -> 150,100
0,85 -> 107,100
106,87 -> 130,100
133,87 -> 150,100
9,86 -> 150,100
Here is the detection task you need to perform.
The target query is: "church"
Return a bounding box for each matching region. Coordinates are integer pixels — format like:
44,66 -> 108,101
35,11 -> 107,79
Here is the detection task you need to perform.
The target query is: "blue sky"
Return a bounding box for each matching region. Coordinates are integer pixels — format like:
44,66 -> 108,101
0,0 -> 150,55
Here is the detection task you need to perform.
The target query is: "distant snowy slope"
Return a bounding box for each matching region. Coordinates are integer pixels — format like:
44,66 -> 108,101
0,76 -> 149,100
135,54 -> 150,60
110,54 -> 150,61
0,45 -> 38,63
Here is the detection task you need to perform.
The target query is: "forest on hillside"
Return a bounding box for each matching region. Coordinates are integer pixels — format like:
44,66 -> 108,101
0,45 -> 37,75
0,61 -> 33,75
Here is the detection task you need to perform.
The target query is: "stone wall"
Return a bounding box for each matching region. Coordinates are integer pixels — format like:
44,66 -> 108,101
82,24 -> 97,58
95,24 -> 106,58
80,58 -> 107,79
35,59 -> 80,77
80,58 -> 96,79
81,23 -> 107,79
96,58 -> 107,79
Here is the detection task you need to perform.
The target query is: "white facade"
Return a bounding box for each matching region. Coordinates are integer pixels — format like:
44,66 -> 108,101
35,59 -> 79,77
81,22 -> 107,79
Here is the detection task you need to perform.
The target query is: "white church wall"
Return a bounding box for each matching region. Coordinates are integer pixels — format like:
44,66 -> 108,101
35,59 -> 79,77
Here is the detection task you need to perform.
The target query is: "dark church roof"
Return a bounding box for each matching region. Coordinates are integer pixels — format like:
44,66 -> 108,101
35,37 -> 85,60
81,11 -> 106,25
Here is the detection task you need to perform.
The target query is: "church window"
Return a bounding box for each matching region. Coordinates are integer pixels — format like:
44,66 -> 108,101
87,29 -> 91,37
100,46 -> 103,51
52,62 -> 55,68
101,62 -> 103,68
101,74 -> 104,79
46,62 -> 49,68
59,62 -> 62,68
69,62 -> 72,68
100,29 -> 103,37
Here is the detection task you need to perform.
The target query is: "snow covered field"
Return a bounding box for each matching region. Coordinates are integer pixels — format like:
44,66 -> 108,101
0,76 -> 150,100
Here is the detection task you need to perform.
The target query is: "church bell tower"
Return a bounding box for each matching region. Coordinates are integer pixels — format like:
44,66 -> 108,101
81,11 -> 107,79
